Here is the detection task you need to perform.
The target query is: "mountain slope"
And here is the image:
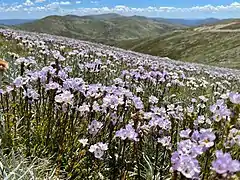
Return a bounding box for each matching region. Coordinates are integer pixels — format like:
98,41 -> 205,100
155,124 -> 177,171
152,18 -> 222,26
220,22 -> 240,30
117,25 -> 240,69
193,19 -> 240,32
17,14 -> 186,44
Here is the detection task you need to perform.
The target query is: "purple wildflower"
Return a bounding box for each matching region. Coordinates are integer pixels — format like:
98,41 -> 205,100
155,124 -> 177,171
171,152 -> 201,179
149,95 -> 158,104
55,90 -> 73,104
158,136 -> 171,147
229,92 -> 240,104
89,142 -> 108,159
212,150 -> 240,174
45,82 -> 60,90
23,88 -> 39,100
115,124 -> 139,141
132,96 -> 144,110
180,129 -> 192,139
13,77 -> 25,88
88,120 -> 103,136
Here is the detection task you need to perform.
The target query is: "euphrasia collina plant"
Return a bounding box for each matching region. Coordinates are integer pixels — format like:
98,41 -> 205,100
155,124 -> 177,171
0,29 -> 239,179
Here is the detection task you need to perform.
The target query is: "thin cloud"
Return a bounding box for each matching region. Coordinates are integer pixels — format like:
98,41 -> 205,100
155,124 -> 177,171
35,0 -> 46,3
90,1 -> 99,4
23,0 -> 34,6
1,1 -> 240,18
60,1 -> 71,5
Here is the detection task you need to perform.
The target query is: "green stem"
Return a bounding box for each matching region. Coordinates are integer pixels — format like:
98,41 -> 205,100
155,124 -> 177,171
0,71 -> 3,88
154,143 -> 160,180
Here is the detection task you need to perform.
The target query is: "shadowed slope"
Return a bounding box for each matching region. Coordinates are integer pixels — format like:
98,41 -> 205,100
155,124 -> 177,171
117,29 -> 240,69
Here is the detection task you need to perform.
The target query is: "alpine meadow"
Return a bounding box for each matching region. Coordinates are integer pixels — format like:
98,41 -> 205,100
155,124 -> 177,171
0,0 -> 240,180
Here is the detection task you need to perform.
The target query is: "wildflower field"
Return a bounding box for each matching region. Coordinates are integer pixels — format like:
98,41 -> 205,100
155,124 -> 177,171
0,29 -> 240,180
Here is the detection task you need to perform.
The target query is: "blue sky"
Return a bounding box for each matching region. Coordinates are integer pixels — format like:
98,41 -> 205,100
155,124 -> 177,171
0,0 -> 239,19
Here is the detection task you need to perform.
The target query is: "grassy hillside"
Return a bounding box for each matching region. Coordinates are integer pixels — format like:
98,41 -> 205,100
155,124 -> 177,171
219,21 -> 240,30
152,18 -> 221,26
17,14 -> 185,44
117,29 -> 240,69
193,19 -> 240,32
14,15 -> 240,69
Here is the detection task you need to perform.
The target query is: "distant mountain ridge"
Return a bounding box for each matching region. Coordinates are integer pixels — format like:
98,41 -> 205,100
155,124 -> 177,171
14,14 -> 230,45
152,18 -> 222,26
16,14 -> 186,44
0,19 -> 35,25
0,14 -> 225,27
80,13 -> 122,20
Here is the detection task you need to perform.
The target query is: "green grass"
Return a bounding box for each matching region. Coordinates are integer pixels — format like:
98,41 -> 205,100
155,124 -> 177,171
117,30 -> 240,69
0,34 -> 28,58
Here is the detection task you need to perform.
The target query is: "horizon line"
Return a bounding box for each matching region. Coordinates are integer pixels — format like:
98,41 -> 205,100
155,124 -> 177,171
0,13 -> 235,20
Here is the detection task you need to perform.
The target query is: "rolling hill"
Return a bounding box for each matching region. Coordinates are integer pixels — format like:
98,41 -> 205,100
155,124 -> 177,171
219,22 -> 240,30
193,19 -> 240,32
9,14 -> 240,69
152,18 -> 221,26
117,19 -> 240,69
16,14 -> 186,44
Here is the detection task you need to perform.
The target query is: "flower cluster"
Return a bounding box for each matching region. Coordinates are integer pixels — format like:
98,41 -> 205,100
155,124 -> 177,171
212,150 -> 240,174
0,28 -> 240,180
115,124 -> 139,141
89,142 -> 108,159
